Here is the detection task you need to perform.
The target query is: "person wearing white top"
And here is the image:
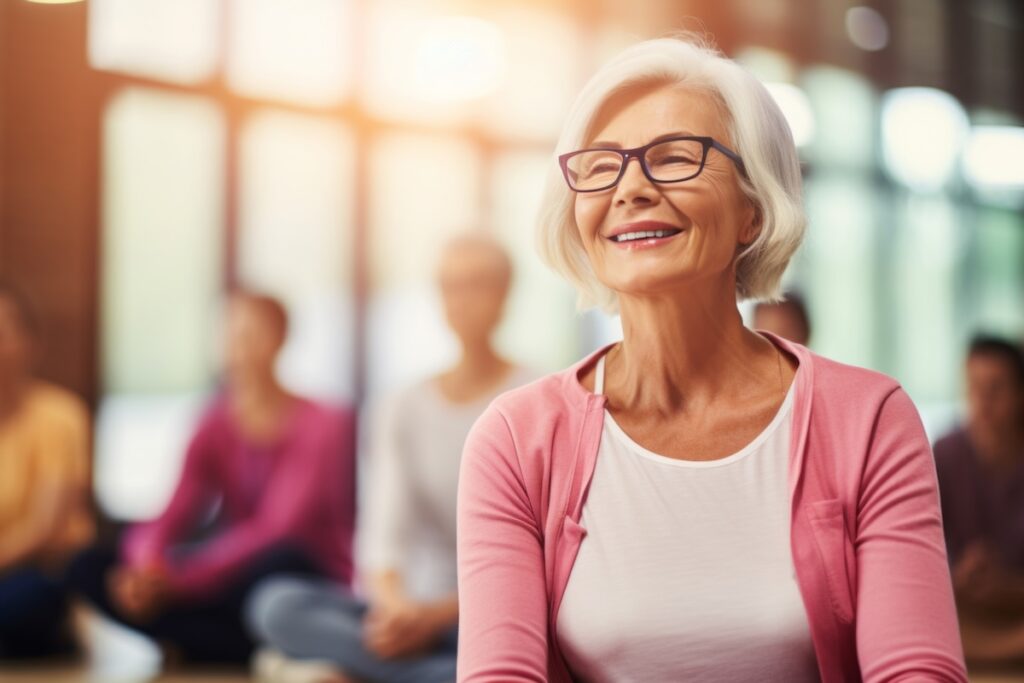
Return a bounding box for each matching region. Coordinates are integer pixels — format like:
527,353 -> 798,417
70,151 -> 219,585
246,235 -> 531,683
557,354 -> 818,682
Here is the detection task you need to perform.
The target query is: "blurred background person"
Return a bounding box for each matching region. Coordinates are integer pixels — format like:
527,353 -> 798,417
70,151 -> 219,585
934,334 -> 1024,668
66,291 -> 357,666
752,289 -> 811,346
247,235 -> 534,683
0,284 -> 94,660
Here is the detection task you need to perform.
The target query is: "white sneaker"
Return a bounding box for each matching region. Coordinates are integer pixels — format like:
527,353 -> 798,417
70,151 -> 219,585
252,647 -> 346,683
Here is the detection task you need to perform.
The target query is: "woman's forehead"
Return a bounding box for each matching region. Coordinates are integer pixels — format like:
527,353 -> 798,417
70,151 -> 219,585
587,84 -> 729,147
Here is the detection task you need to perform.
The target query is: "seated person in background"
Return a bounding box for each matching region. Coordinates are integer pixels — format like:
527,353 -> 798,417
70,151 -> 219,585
67,290 -> 356,665
752,289 -> 811,346
934,334 -> 1024,668
247,235 -> 534,683
0,284 -> 94,659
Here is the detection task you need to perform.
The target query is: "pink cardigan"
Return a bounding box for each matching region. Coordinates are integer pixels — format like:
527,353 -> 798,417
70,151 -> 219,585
456,334 -> 967,682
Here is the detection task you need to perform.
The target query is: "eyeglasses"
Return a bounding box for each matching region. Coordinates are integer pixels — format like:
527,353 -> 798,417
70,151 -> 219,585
558,136 -> 746,193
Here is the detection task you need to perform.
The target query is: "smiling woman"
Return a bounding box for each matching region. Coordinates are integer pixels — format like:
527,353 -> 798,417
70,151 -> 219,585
538,37 -> 805,314
456,35 -> 968,683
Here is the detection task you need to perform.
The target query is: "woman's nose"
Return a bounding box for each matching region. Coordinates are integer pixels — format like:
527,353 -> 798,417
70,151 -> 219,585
613,156 -> 659,205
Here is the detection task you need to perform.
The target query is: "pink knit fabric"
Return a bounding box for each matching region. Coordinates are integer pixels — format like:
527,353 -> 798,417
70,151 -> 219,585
457,333 -> 967,682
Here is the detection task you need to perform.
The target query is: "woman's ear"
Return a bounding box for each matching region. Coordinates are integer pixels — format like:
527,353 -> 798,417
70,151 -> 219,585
738,202 -> 762,246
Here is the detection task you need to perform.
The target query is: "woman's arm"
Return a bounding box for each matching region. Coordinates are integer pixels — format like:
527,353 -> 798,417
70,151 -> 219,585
359,395 -> 415,601
457,407 -> 549,683
0,408 -> 88,570
121,417 -> 219,570
166,412 -> 353,598
854,387 -> 969,682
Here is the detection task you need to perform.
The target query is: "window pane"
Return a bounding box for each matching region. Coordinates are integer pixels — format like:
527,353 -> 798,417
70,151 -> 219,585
801,175 -> 879,368
890,195 -> 962,402
362,2 -> 497,125
367,133 -> 482,394
881,87 -> 968,192
970,207 -> 1024,338
88,0 -> 219,84
101,88 -> 224,393
491,151 -> 579,371
95,394 -> 206,520
963,124 -> 1024,208
227,0 -> 354,106
98,87 -> 224,520
237,111 -> 356,400
801,66 -> 876,170
480,8 -> 581,140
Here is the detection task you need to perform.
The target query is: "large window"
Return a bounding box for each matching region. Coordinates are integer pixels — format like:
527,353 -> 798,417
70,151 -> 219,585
96,87 -> 224,520
90,0 -> 591,520
237,111 -> 356,400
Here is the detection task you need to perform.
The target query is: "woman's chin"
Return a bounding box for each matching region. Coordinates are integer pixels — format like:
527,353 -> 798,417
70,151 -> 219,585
604,272 -> 702,301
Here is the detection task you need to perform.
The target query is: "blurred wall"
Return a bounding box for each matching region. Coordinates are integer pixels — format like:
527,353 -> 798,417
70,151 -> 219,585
0,0 -> 99,405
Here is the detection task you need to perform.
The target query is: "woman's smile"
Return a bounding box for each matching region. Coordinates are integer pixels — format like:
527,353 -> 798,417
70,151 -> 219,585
605,220 -> 686,250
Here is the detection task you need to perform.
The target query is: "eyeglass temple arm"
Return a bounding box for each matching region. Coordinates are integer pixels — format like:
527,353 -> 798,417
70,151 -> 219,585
709,140 -> 746,175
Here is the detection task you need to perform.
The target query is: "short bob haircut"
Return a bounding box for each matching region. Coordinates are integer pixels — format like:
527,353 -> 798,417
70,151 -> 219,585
537,35 -> 806,313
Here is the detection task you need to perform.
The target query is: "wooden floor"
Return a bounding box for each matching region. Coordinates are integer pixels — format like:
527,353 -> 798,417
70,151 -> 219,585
0,664 -> 250,682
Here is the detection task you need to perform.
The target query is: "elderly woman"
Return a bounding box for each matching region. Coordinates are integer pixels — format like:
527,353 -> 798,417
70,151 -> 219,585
456,37 -> 967,682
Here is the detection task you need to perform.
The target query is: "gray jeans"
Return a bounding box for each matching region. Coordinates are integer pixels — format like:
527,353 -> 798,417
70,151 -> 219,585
245,575 -> 457,683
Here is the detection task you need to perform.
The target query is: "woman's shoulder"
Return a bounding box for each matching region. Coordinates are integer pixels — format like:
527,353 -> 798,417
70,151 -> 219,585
799,346 -> 902,401
289,397 -> 355,442
766,332 -> 902,400
294,395 -> 353,419
24,381 -> 89,426
462,367 -> 593,518
487,360 -> 596,427
465,356 -> 602,474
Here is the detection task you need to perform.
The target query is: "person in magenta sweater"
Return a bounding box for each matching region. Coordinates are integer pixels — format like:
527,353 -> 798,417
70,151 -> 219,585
68,291 -> 356,665
456,36 -> 967,682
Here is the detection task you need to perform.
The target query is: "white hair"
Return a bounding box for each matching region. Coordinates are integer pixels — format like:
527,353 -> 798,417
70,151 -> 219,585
536,35 -> 806,313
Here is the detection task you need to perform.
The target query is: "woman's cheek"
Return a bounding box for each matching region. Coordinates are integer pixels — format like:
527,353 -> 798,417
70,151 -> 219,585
574,196 -> 606,242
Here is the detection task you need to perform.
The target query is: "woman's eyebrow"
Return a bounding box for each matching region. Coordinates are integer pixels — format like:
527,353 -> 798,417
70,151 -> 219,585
585,131 -> 697,149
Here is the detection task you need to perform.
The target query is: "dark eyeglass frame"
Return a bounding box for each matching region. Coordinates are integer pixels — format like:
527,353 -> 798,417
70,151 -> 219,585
558,135 -> 746,193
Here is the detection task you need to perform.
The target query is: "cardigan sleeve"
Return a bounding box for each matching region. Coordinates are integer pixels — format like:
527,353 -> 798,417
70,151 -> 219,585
456,406 -> 550,682
854,387 -> 968,682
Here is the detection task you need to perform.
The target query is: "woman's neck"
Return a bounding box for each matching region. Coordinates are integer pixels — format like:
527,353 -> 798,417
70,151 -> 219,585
436,339 -> 512,405
228,373 -> 294,440
611,284 -> 778,416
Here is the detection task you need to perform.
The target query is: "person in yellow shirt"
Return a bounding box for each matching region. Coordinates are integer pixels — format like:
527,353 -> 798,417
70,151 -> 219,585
0,284 -> 94,659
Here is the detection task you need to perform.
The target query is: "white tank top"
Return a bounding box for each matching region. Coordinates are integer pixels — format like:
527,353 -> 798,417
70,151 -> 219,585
556,355 -> 819,682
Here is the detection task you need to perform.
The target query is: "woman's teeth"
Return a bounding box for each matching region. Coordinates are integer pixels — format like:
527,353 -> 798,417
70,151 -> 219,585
611,229 -> 681,243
